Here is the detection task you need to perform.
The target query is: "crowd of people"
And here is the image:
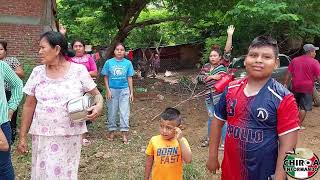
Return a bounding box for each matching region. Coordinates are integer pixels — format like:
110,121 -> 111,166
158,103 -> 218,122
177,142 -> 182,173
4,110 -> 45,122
0,24 -> 319,180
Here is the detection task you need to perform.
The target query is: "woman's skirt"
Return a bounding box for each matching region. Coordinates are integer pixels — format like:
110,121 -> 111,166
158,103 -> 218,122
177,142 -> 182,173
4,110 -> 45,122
31,135 -> 82,180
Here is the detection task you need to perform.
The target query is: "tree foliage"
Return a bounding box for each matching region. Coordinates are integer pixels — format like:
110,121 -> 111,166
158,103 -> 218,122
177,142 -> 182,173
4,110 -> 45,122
57,0 -> 320,63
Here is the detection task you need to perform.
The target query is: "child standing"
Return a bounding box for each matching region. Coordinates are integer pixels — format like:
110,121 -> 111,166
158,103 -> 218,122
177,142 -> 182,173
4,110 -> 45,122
144,108 -> 192,180
101,43 -> 134,144
206,36 -> 300,179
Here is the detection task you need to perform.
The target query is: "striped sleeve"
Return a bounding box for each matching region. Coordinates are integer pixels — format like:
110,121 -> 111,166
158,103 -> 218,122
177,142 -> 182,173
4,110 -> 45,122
2,62 -> 23,111
197,63 -> 211,83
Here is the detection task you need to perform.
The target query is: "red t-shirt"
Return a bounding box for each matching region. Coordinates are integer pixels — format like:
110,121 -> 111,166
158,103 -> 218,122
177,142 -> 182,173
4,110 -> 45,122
288,55 -> 320,93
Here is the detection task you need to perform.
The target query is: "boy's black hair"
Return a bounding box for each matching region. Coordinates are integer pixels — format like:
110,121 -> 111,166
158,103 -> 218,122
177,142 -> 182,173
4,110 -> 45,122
160,107 -> 181,126
249,36 -> 279,58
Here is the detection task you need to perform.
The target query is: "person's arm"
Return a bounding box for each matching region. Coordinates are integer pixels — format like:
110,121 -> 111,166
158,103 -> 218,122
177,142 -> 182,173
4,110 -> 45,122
206,88 -> 228,173
88,56 -> 98,78
315,62 -> 320,82
59,24 -> 67,36
197,64 -> 210,83
0,128 -> 9,151
128,76 -> 134,102
127,62 -> 134,102
175,127 -> 192,163
101,61 -> 112,99
275,94 -> 300,179
144,155 -> 154,180
3,62 -> 23,118
178,139 -> 192,163
104,76 -> 112,100
275,131 -> 298,179
206,118 -> 225,173
284,71 -> 291,88
224,25 -> 235,53
86,88 -> 103,121
89,71 -> 97,78
17,95 -> 37,154
15,65 -> 25,78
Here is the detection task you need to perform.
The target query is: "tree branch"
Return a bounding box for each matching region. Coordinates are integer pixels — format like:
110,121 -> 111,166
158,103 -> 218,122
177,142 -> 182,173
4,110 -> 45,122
130,1 -> 148,24
119,0 -> 149,29
125,16 -> 190,32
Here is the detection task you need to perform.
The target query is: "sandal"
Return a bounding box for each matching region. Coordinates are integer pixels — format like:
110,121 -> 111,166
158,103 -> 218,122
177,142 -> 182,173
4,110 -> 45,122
201,139 -> 209,147
82,138 -> 91,146
218,144 -> 225,151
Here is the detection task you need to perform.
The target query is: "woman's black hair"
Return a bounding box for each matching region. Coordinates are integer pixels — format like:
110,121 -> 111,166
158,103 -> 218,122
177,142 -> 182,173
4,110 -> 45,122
71,39 -> 86,48
0,41 -> 7,51
210,44 -> 222,56
114,42 -> 126,51
40,31 -> 74,57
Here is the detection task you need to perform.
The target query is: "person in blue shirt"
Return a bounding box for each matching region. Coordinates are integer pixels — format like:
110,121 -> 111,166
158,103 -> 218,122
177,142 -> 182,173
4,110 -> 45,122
101,43 -> 134,144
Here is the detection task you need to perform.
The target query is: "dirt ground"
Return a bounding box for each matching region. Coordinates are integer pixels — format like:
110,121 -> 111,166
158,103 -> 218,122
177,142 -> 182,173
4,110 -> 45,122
12,69 -> 320,180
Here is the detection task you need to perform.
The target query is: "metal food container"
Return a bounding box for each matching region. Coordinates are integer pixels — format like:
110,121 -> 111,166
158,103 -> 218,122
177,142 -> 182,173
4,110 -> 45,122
67,93 -> 94,123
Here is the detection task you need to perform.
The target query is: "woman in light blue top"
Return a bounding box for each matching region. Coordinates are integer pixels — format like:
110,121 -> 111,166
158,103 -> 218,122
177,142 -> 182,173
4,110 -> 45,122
101,43 -> 134,144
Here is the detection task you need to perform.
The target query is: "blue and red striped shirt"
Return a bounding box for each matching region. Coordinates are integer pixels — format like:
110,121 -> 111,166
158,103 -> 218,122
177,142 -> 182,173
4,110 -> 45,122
214,77 -> 300,180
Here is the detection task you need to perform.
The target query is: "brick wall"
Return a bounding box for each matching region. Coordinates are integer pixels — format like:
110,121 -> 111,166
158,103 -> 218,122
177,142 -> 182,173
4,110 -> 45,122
0,0 -> 55,67
0,0 -> 43,17
0,24 -> 42,63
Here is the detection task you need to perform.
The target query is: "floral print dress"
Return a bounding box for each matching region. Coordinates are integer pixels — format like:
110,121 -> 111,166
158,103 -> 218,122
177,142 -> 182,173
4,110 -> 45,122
23,62 -> 96,180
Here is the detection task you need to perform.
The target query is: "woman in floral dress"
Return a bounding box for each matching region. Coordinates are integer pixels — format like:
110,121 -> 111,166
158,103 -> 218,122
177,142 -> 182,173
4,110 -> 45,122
17,31 -> 103,180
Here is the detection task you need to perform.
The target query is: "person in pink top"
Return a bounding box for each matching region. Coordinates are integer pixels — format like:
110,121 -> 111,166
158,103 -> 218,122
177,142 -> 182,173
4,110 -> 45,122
70,39 -> 98,145
285,44 -> 320,128
70,39 -> 98,79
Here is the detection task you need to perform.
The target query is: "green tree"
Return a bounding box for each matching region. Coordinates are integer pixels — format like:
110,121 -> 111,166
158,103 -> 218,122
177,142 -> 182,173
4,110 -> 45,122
57,0 -> 239,58
58,0 -> 320,65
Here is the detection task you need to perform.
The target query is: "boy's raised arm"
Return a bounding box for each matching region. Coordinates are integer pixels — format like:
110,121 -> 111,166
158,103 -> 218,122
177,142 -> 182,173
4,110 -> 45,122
175,128 -> 192,163
178,139 -> 192,163
144,155 -> 154,180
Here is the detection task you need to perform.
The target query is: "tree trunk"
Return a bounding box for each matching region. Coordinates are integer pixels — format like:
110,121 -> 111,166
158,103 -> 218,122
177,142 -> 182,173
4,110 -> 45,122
104,30 -> 130,60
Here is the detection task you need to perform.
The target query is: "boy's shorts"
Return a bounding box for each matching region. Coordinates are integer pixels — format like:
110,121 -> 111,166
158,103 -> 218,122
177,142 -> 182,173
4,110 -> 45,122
294,92 -> 313,111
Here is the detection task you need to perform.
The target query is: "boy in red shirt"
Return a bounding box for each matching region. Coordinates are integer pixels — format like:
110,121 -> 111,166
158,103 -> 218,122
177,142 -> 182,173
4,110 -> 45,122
207,36 -> 300,180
